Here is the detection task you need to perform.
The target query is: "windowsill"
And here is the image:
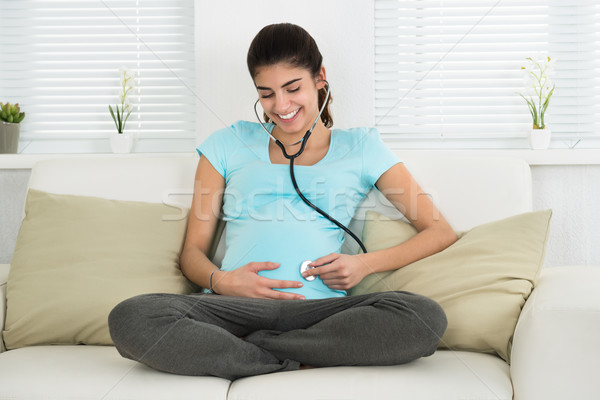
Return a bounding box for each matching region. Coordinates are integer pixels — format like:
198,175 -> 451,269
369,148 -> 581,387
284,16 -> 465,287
0,152 -> 198,169
1,149 -> 599,169
398,149 -> 600,166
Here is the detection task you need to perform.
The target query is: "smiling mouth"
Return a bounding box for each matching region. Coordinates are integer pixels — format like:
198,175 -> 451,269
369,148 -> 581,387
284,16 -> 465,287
277,108 -> 300,121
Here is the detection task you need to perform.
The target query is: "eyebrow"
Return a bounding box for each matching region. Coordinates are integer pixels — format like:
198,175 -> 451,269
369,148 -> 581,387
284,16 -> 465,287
256,78 -> 302,91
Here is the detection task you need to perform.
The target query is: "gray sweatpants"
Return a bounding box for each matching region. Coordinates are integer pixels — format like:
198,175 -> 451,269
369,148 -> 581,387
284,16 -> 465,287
108,291 -> 447,380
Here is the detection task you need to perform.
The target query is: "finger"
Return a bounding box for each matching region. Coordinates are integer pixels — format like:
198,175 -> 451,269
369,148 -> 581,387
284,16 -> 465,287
309,253 -> 339,267
260,277 -> 303,290
320,276 -> 354,288
321,277 -> 348,286
265,289 -> 306,301
311,265 -> 343,279
302,263 -> 336,279
301,265 -> 320,279
249,262 -> 281,273
324,284 -> 350,291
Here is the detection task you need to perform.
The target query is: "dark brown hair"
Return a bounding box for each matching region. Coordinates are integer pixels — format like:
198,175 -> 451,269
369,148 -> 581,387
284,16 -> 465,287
247,23 -> 333,128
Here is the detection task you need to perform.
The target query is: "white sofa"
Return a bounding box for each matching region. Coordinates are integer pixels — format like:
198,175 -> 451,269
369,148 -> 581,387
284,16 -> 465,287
1,154 -> 599,400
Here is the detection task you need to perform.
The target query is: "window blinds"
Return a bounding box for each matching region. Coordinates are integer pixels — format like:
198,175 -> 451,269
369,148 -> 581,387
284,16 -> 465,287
0,0 -> 195,152
375,0 -> 600,149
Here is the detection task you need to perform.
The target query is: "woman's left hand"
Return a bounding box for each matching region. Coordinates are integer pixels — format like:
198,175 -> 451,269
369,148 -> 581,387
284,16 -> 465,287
301,253 -> 372,290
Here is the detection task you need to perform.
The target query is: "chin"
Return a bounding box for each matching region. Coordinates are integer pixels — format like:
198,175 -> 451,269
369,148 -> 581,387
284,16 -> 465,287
279,122 -> 306,133
272,117 -> 309,135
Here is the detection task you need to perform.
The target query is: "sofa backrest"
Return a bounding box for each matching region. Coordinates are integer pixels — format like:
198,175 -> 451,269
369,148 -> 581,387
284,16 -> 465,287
27,156 -> 199,204
27,153 -> 532,262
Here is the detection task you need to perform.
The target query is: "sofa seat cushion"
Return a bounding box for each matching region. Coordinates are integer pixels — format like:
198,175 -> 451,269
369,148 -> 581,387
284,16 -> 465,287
228,350 -> 512,400
0,345 -> 230,400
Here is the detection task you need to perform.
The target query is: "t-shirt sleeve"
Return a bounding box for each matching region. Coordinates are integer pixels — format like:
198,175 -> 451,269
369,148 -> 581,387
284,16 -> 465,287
361,127 -> 402,188
196,125 -> 235,179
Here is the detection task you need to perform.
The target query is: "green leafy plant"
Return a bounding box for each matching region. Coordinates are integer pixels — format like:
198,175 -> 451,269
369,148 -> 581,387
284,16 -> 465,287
0,102 -> 25,124
519,56 -> 555,130
109,67 -> 135,134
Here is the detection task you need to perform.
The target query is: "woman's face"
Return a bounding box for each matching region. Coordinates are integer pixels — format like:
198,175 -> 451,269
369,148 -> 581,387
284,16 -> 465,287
254,63 -> 326,136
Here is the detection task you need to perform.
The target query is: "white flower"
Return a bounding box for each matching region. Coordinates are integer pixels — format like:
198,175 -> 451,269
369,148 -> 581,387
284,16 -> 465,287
119,66 -> 135,86
109,66 -> 136,134
518,56 -> 556,129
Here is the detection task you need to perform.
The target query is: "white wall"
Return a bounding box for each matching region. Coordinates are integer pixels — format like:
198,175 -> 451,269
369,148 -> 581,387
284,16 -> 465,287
2,1 -> 598,268
194,0 -> 374,143
533,165 -> 600,267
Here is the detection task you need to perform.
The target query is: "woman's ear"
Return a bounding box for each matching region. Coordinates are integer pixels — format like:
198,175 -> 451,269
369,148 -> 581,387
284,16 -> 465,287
316,65 -> 327,89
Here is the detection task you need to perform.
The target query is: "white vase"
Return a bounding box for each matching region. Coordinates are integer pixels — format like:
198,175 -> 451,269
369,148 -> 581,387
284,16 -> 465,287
529,128 -> 551,150
109,132 -> 133,153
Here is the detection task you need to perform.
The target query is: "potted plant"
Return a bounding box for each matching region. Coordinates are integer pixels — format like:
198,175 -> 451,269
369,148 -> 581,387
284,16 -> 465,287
519,56 -> 555,150
108,67 -> 135,153
0,102 -> 26,154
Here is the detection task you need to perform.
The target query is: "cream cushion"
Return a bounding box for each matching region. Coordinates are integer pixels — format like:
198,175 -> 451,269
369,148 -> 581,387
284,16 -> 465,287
350,210 -> 552,362
3,189 -> 194,349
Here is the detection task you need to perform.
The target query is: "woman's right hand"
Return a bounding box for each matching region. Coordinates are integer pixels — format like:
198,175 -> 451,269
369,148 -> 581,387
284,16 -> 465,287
211,262 -> 306,300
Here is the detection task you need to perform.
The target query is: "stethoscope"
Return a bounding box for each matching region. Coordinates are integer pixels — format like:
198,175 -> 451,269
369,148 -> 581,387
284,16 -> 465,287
253,80 -> 368,282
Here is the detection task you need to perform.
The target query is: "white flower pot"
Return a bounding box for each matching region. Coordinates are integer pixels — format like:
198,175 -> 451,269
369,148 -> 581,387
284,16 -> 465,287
529,128 -> 551,150
109,132 -> 133,153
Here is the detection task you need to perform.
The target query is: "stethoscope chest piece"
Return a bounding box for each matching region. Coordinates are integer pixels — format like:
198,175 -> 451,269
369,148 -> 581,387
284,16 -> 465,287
300,260 -> 316,281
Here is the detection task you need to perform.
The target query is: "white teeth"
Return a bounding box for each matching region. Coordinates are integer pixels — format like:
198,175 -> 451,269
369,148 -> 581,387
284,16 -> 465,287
278,108 -> 299,120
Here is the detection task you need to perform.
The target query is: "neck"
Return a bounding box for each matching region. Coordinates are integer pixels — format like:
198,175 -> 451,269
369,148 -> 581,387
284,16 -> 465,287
271,128 -> 302,147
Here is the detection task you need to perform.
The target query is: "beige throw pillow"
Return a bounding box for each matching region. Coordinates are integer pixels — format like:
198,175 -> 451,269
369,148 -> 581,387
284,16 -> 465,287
350,209 -> 552,362
3,189 -> 194,349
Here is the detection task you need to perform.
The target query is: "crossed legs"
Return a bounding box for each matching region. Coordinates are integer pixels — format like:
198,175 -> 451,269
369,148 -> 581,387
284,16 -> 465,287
108,291 -> 447,380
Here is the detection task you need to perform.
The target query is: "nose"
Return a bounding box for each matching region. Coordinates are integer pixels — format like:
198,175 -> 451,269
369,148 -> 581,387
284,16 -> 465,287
274,93 -> 291,113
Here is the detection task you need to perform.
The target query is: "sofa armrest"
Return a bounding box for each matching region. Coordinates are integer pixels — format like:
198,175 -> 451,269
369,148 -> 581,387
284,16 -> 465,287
511,266 -> 600,400
0,263 -> 9,353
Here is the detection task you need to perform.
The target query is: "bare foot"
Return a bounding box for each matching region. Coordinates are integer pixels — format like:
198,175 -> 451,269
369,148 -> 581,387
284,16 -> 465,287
299,364 -> 315,370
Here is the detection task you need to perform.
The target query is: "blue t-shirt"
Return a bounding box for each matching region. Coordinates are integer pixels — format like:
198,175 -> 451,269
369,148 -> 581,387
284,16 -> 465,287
196,120 -> 401,299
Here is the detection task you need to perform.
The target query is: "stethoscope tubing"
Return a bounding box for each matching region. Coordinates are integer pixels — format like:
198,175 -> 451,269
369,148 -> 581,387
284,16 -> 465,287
253,80 -> 368,254
287,155 -> 368,254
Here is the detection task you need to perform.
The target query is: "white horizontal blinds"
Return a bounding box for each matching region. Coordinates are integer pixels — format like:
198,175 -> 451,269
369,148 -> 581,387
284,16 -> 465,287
0,0 -> 195,141
548,1 -> 600,148
374,0 -> 600,148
